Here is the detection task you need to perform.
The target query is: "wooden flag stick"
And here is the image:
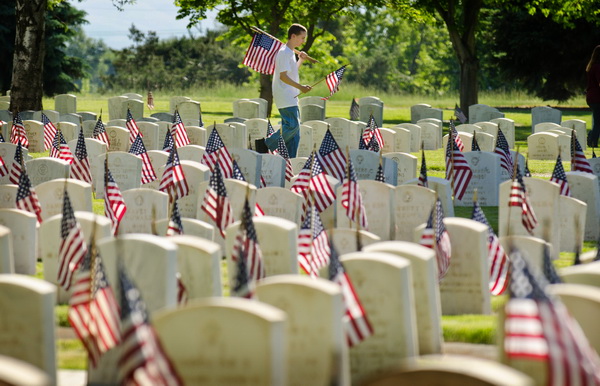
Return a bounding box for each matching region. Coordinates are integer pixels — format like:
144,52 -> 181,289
250,26 -> 319,63
571,129 -> 576,171
293,64 -> 351,99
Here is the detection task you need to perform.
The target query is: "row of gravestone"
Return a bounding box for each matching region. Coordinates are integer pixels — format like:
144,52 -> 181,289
528,120 -> 589,159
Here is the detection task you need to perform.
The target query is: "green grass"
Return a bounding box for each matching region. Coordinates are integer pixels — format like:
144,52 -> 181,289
57,339 -> 87,370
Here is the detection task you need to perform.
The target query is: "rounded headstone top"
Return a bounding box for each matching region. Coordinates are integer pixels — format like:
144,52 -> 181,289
0,274 -> 56,295
0,354 -> 51,386
341,251 -> 411,270
364,241 -> 435,262
257,274 -> 341,296
169,235 -> 220,255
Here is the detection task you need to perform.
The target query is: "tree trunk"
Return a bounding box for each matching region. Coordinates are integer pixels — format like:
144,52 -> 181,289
459,55 -> 479,120
10,0 -> 46,113
260,73 -> 274,117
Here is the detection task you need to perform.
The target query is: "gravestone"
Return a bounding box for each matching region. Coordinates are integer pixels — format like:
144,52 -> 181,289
54,94 -> 76,114
393,123 -> 422,152
36,178 -> 93,220
326,117 -> 362,152
0,185 -> 17,209
58,121 -> 78,143
474,121 -> 498,137
178,100 -> 201,127
77,111 -> 96,122
106,119 -> 126,128
151,112 -> 174,122
146,150 -> 169,173
237,100 -> 260,119
245,118 -> 268,148
59,113 -> 82,127
256,276 -> 349,386
379,128 -> 396,153
299,96 -> 326,109
68,138 -> 107,186
177,144 -> 205,164
383,152 -> 416,185
410,104 -> 431,124
250,98 -> 268,118
330,229 -> 380,255
153,298 -> 286,385
468,104 -> 504,123
232,98 -> 249,117
0,225 -> 13,273
168,235 -> 222,298
206,123 -> 247,150
454,152 -> 502,206
32,110 -> 60,126
558,195 -> 586,253
341,251 -> 418,385
531,106 -> 562,133
417,122 -> 441,150
411,105 -> 443,124
173,160 -> 210,218
170,96 -> 191,114
527,132 -> 560,160
442,132 -> 473,152
155,217 -> 215,240
473,132 -> 496,152
260,153 -> 286,187
393,185 -> 436,241
230,148 -> 262,187
561,119 -> 587,150
124,98 -> 144,120
81,119 -> 97,138
255,187 -> 303,225
0,354 -> 52,386
107,96 -> 128,120
122,92 -> 142,101
93,151 -> 142,198
0,275 -> 56,384
566,171 -> 600,241
403,176 -> 455,217
490,118 -> 516,149
350,149 -> 397,185
559,262 -> 600,288
296,124 -> 314,157
499,235 -> 550,271
186,126 -> 207,146
290,157 -> 308,175
105,126 -> 130,152
301,104 -> 325,122
364,241 -> 443,355
138,117 -> 159,123
359,96 -> 384,126
25,158 -> 70,187
136,122 -> 160,150
22,120 -> 44,152
455,123 -> 482,133
120,188 -> 169,234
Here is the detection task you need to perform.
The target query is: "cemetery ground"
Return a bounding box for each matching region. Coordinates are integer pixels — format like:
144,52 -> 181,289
32,85 -> 594,370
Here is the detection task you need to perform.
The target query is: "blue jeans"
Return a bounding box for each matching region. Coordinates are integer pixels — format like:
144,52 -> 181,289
265,106 -> 300,158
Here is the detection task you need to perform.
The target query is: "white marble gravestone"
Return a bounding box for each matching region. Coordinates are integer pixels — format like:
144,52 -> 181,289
531,106 -> 561,133
255,187 -> 303,225
230,148 -> 262,187
393,123 -> 422,152
490,118 -> 516,149
260,153 -> 286,187
566,171 -> 600,241
388,127 -> 411,154
54,94 -> 76,114
0,209 -> 37,275
186,126 -> 206,147
383,152 -> 417,185
0,225 -> 13,273
155,217 -> 215,241
417,122 -> 441,150
561,119 -> 587,150
107,96 -> 128,121
527,132 -> 560,160
35,178 -> 92,220
22,120 -> 44,152
178,100 -> 201,127
403,176 -> 455,217
0,185 -> 17,209
105,126 -> 130,152
454,152 -> 502,206
393,185 -> 437,241
329,228 -> 380,255
173,160 -> 210,218
93,151 -> 142,198
119,188 -> 169,234
136,121 -> 160,150
25,158 -> 70,187
468,104 -> 504,123
558,195 -> 586,252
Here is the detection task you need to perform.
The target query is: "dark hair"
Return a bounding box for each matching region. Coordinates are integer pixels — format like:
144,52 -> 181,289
586,45 -> 600,72
287,24 -> 307,39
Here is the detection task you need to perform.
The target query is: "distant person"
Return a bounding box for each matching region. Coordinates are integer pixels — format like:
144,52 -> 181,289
586,45 -> 600,148
259,24 -> 312,157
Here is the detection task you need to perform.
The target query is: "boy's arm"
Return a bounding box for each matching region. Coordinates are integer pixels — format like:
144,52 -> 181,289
297,51 -> 308,68
279,71 -> 311,93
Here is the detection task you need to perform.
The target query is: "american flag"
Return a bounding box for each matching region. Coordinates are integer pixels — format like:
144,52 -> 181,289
297,205 -> 330,277
322,65 -> 346,100
449,120 -> 464,152
328,238 -> 374,347
57,190 -> 87,290
70,128 -> 93,184
93,118 -> 110,149
162,130 -> 174,152
166,201 -> 183,236
117,267 -> 183,386
349,98 -> 359,121
375,162 -> 386,183
362,115 -> 384,148
41,113 -> 58,151
341,158 -> 368,229
358,137 -> 367,150
454,103 -> 467,124
472,134 -> 481,151
495,128 -> 513,178
68,244 -> 121,367
504,250 -> 600,385
104,166 -> 127,236
159,147 -> 189,202
175,272 -> 188,306
445,130 -> 473,201
202,127 -> 234,178
242,32 -> 284,75
266,119 -> 276,138
509,167 -> 538,235
364,135 -> 380,153
171,110 -> 190,148
231,239 -> 254,299
418,149 -> 428,188
0,153 -> 7,178
318,129 -> 346,181
231,197 -> 265,284
9,142 -> 24,184
10,112 -> 28,148
126,108 -> 142,145
291,152 -> 335,213
229,161 -> 266,216
129,134 -> 157,185
419,199 -> 451,281
50,130 -> 74,164
550,155 -> 571,196
16,168 -> 42,223
471,201 -> 509,295
201,163 -> 234,238
146,91 -> 154,110
571,130 -> 593,174
274,135 -> 294,182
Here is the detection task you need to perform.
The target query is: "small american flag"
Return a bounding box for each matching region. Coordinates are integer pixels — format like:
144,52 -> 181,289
495,128 -> 513,178
509,167 -> 538,235
232,240 -> 253,299
449,120 -> 464,152
375,162 -> 386,183
201,163 -> 233,238
341,158 -> 368,229
175,272 -> 188,305
504,250 -> 600,385
550,154 -> 571,196
322,65 -> 346,100
159,147 -> 189,202
162,130 -> 174,152
9,142 -> 23,184
129,134 -> 157,185
318,129 -> 346,181
16,169 -> 42,223
266,119 -> 276,138
126,108 -> 142,145
10,112 -> 28,148
291,153 -> 335,213
0,154 -> 7,178
571,130 -> 593,174
418,149 -> 428,188
231,160 -> 245,181
445,130 -> 473,200
70,128 -> 93,184
57,190 -> 87,290
419,199 -> 451,281
166,201 -> 184,236
471,201 -> 509,295
93,118 -> 110,149
41,113 -> 58,151
362,115 -> 384,148
366,135 -> 380,153
349,98 -> 359,121
454,103 -> 467,124
274,135 -> 294,181
202,127 -> 234,179
117,267 -> 182,386
50,130 -> 74,164
147,91 -> 154,110
104,166 -> 127,235
242,32 -> 284,75
472,134 -> 481,151
298,205 -> 330,277
68,245 -> 121,367
232,197 -> 265,284
171,110 -> 190,148
328,238 -> 374,347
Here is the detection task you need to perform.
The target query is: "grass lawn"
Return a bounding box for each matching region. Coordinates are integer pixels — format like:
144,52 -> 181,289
41,86 -> 595,368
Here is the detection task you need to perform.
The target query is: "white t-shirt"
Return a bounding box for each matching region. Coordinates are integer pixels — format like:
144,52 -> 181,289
272,45 -> 299,109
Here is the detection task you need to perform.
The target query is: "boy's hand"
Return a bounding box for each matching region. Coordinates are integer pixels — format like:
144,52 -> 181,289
299,84 -> 312,93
